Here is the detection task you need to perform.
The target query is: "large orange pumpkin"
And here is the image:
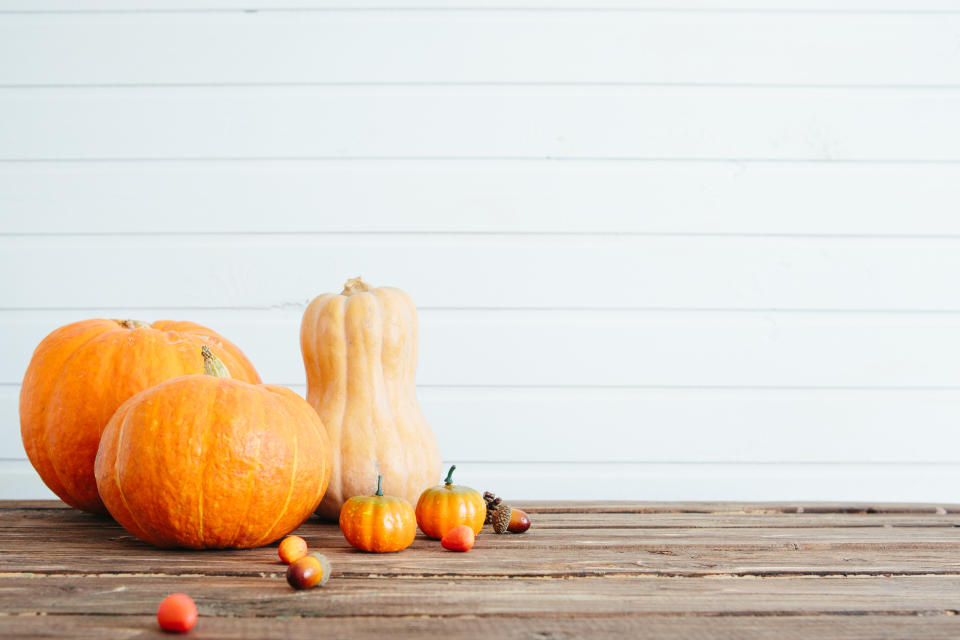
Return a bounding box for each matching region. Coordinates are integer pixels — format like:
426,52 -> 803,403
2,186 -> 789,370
20,319 -> 261,514
95,347 -> 331,549
301,278 -> 442,519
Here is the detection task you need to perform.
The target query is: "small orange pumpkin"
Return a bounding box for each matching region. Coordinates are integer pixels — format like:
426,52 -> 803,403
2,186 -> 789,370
20,318 -> 260,514
339,475 -> 416,553
94,347 -> 330,549
415,465 -> 485,539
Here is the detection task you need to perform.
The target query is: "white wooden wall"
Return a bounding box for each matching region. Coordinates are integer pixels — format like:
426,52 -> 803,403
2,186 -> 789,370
3,0 -> 960,501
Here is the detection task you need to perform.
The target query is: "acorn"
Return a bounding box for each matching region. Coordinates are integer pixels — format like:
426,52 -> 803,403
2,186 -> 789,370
286,553 -> 332,590
509,508 -> 531,533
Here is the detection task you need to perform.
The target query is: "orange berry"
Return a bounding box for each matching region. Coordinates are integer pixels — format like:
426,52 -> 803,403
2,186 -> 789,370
440,525 -> 475,552
278,535 -> 308,564
157,593 -> 197,633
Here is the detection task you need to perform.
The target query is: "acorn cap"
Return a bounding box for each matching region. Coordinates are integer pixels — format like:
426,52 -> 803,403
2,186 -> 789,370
493,503 -> 513,534
311,553 -> 333,587
483,491 -> 502,524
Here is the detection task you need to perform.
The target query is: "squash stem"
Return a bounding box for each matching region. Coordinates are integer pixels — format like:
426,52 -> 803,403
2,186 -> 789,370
375,475 -> 383,496
444,465 -> 456,485
114,319 -> 150,330
201,346 -> 231,378
341,277 -> 374,296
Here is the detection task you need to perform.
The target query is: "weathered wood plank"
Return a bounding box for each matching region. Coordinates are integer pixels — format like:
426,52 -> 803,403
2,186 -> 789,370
6,614 -> 960,640
5,500 -> 958,515
523,501 -> 960,515
6,524 -> 960,553
522,512 -> 960,528
5,514 -> 960,581
6,546 -> 960,578
2,575 -> 960,617
5,501 -> 960,637
6,508 -> 960,530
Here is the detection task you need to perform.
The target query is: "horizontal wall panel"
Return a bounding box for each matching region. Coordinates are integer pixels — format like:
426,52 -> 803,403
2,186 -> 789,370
4,383 -> 960,463
2,87 -> 959,161
4,161 -> 960,235
4,309 -> 960,388
4,235 -> 960,310
4,460 -> 960,502
3,13 -> 958,86
5,1 -> 960,12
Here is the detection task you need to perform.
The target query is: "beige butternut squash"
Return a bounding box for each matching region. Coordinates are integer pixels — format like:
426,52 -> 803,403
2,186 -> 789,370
300,278 -> 442,519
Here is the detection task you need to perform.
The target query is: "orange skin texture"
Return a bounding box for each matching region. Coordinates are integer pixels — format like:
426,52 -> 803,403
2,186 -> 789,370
440,524 -> 475,552
278,535 -> 309,564
339,493 -> 417,553
416,482 -> 485,539
20,319 -> 260,514
301,279 -> 442,520
94,376 -> 331,549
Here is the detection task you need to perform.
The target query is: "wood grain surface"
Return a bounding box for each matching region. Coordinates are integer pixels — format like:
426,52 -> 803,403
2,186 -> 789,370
2,500 -> 960,638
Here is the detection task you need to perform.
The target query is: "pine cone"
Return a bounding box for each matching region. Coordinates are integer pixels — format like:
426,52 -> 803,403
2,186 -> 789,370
493,503 -> 513,534
483,491 -> 502,524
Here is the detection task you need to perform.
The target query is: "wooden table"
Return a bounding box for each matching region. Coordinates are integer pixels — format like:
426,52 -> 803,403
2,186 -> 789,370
3,500 -> 960,638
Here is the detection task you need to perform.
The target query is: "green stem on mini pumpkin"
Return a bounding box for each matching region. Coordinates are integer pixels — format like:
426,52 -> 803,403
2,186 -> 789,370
375,475 -> 383,496
444,465 -> 456,485
201,345 -> 231,379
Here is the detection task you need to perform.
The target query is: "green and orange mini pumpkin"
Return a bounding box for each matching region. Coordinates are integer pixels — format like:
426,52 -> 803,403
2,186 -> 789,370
339,475 -> 417,553
415,465 -> 485,539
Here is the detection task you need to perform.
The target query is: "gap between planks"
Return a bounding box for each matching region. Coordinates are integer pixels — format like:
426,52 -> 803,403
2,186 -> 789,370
4,574 -> 960,617
4,499 -> 959,514
6,615 -> 960,640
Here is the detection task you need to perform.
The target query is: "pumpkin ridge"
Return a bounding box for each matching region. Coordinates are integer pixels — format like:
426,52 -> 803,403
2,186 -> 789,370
47,326 -> 137,510
198,375 -> 239,548
365,291 -> 393,500
112,402 -> 152,544
328,295 -> 348,513
183,376 -> 220,549
293,393 -> 330,514
22,321 -> 115,505
375,288 -> 415,501
251,408 -> 298,548
195,388 -> 210,549
225,397 -> 263,548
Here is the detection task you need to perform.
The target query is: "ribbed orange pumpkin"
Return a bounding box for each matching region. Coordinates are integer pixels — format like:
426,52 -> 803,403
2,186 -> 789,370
94,347 -> 331,549
20,319 -> 260,514
339,475 -> 417,553
301,278 -> 442,519
416,465 -> 485,539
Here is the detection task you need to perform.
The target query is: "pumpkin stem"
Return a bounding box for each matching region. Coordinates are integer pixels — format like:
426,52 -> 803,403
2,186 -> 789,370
375,475 -> 383,497
341,277 -> 374,296
201,346 -> 231,378
114,319 -> 150,330
444,465 -> 456,485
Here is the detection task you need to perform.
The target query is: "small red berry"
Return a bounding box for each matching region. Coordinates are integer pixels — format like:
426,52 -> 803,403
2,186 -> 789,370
157,593 -> 197,633
278,535 -> 308,564
441,525 -> 475,552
